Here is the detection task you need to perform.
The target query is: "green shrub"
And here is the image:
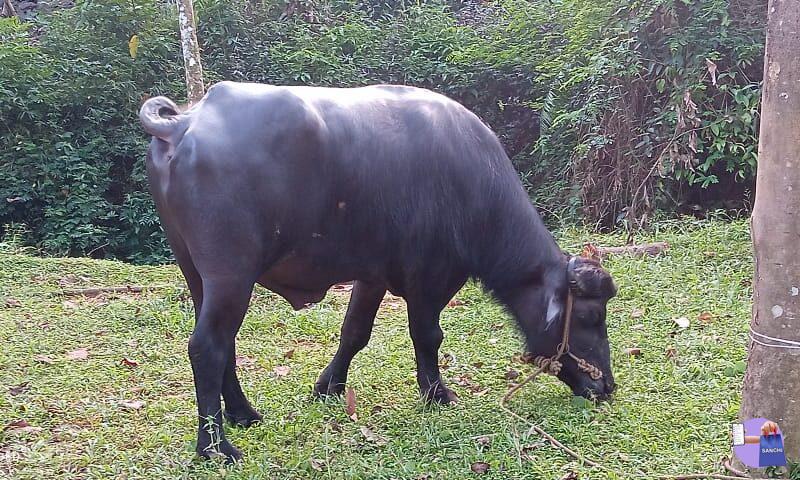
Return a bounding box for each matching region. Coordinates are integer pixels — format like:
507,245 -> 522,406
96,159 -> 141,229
0,0 -> 765,262
0,1 -> 184,263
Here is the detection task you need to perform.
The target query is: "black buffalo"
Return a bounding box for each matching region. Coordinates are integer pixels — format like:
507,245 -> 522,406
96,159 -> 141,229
139,81 -> 616,462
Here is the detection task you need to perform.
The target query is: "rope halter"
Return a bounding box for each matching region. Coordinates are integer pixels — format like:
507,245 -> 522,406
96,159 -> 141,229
528,290 -> 604,381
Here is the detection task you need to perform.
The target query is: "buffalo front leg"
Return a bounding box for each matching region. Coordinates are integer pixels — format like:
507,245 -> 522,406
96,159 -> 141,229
406,299 -> 457,404
189,278 -> 253,463
314,281 -> 385,397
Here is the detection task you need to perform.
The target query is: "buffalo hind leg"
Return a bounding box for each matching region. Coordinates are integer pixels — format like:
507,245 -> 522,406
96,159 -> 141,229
406,296 -> 458,404
189,277 -> 254,463
173,240 -> 261,429
314,281 -> 385,397
222,339 -> 263,428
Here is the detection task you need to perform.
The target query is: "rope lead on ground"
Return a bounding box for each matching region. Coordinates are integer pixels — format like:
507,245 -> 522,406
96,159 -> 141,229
499,290 -> 765,480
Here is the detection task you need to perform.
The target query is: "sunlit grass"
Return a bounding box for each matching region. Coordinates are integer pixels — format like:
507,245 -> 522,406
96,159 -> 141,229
0,219 -> 751,479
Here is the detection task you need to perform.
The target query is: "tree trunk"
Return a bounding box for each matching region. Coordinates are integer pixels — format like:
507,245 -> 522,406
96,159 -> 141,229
740,0 -> 800,472
177,0 -> 204,105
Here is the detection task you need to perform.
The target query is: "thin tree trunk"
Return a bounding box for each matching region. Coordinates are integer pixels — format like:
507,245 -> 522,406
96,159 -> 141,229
740,0 -> 800,471
177,0 -> 204,105
1,0 -> 19,19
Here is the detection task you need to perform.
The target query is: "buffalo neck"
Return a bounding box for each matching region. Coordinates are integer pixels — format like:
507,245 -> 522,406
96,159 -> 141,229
476,196 -> 569,342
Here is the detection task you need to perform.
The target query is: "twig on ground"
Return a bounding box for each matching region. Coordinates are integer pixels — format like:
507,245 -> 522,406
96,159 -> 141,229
596,242 -> 669,258
500,368 -> 763,480
59,284 -> 174,297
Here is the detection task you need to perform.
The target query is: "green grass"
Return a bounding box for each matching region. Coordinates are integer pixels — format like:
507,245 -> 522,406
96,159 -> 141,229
0,219 -> 752,479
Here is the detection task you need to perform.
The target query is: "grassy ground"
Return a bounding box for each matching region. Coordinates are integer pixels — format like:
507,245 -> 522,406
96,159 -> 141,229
0,219 -> 752,479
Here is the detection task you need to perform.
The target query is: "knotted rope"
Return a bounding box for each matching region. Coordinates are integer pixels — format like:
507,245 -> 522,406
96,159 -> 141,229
530,353 -> 604,380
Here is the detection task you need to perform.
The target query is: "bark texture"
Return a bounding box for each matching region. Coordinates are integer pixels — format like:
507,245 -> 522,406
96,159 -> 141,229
740,0 -> 800,468
177,0 -> 204,105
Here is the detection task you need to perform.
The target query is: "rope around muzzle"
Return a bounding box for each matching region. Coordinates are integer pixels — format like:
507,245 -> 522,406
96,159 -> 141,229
501,291 -> 603,407
530,349 -> 604,381
498,290 -> 761,480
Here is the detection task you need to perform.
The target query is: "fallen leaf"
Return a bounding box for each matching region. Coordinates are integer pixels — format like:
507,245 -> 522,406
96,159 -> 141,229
57,275 -> 80,286
273,365 -> 291,377
471,461 -> 490,474
505,368 -> 520,380
704,251 -> 717,258
120,357 -> 139,368
631,323 -> 645,330
475,435 -> 492,447
5,419 -> 29,430
310,458 -> 326,471
327,419 -> 343,433
665,347 -> 677,360
520,440 -> 547,461
120,399 -> 145,410
560,471 -> 579,480
9,382 -> 29,396
4,297 -> 21,308
581,243 -> 602,261
360,426 -> 388,446
34,354 -> 54,364
235,355 -> 255,369
472,361 -> 484,369
126,339 -> 138,348
454,375 -> 483,395
624,347 -> 642,357
283,348 -> 295,359
62,300 -> 79,310
488,338 -> 498,345
345,387 -> 357,420
439,352 -> 455,368
630,308 -> 645,318
472,387 -> 490,397
447,299 -> 464,307
66,348 -> 89,361
491,322 -> 504,330
674,317 -> 690,329
4,420 -> 42,433
698,312 -> 713,323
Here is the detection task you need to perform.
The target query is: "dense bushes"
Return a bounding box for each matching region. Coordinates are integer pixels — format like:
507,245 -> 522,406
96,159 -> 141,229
0,0 -> 765,262
1,0 -> 184,263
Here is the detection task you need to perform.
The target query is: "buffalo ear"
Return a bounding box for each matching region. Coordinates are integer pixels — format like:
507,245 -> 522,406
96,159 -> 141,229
567,256 -> 617,299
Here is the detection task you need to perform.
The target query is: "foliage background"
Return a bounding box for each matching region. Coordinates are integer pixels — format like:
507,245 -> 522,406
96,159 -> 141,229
0,0 -> 766,263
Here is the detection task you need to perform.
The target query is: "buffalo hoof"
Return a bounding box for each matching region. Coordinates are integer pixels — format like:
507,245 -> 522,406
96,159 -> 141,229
313,375 -> 346,398
197,439 -> 243,464
224,406 -> 263,428
422,383 -> 459,405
